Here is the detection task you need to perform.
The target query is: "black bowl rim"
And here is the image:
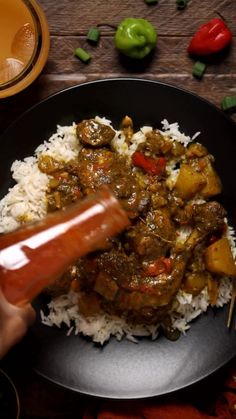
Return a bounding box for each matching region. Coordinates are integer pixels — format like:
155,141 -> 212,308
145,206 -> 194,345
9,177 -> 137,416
2,77 -> 235,138
0,369 -> 20,418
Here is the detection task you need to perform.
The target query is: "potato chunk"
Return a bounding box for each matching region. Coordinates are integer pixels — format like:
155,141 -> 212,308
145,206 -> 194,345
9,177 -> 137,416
175,164 -> 206,200
205,237 -> 236,277
182,271 -> 210,296
200,158 -> 222,198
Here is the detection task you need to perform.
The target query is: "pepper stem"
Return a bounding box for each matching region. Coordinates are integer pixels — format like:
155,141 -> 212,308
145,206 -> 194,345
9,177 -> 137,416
96,23 -> 117,31
215,10 -> 226,22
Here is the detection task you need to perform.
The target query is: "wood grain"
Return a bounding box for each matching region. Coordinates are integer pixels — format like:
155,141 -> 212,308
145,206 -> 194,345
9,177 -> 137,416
44,36 -> 236,75
39,0 -> 236,36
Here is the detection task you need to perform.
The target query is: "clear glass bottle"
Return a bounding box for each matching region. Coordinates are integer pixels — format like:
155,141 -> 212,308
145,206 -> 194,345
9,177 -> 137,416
0,187 -> 129,305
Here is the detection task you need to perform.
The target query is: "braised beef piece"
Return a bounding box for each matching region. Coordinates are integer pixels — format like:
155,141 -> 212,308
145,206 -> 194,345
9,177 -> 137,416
76,119 -> 115,146
138,130 -> 185,158
75,247 -> 187,324
126,209 -> 175,261
77,147 -> 149,218
191,201 -> 226,234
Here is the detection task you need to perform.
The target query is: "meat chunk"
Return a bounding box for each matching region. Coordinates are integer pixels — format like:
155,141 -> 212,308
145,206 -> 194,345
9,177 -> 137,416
138,130 -> 172,156
76,247 -> 188,323
181,202 -> 227,252
76,119 -> 115,146
77,147 -> 149,217
138,130 -> 185,158
114,252 -> 188,310
191,201 -> 226,235
126,209 -> 176,260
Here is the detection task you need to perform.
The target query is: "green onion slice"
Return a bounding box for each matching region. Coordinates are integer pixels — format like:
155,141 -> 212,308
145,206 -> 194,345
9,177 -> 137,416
74,47 -> 91,63
87,27 -> 100,43
176,0 -> 189,9
221,96 -> 236,111
192,61 -> 206,79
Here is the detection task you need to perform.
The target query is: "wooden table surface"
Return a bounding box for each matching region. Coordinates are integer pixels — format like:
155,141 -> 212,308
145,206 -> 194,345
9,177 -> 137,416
0,1 -> 236,418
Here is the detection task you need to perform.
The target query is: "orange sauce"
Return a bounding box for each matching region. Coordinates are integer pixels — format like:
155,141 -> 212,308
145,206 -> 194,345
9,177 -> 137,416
0,0 -> 50,98
0,187 -> 130,306
0,0 -> 36,84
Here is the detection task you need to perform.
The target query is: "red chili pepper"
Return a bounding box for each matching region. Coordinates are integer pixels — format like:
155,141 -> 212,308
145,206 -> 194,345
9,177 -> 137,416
132,151 -> 166,176
188,18 -> 232,56
143,257 -> 172,277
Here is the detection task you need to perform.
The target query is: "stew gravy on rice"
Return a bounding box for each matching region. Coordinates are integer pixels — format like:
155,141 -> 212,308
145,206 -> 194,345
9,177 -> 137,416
0,116 -> 235,344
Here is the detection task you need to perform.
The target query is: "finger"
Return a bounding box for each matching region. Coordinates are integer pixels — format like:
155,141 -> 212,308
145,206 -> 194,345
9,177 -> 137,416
0,315 -> 28,359
19,304 -> 36,326
0,287 -> 35,325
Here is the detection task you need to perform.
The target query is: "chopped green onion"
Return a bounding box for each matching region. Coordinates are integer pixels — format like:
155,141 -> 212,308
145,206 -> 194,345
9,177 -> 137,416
145,0 -> 158,4
74,47 -> 91,63
221,96 -> 236,111
192,61 -> 206,79
86,27 -> 100,43
176,0 -> 189,9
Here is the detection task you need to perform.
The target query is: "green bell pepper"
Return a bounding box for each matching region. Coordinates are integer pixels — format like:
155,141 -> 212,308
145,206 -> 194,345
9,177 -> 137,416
114,17 -> 157,59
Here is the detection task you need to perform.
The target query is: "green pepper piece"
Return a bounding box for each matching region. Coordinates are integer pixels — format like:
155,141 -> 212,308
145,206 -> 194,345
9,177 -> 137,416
114,17 -> 157,59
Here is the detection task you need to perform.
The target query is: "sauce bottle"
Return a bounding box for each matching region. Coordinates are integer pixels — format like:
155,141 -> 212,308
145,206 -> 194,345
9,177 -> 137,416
0,186 -> 129,305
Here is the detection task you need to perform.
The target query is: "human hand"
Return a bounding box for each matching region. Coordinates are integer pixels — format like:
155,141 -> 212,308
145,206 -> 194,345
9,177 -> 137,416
0,288 -> 35,359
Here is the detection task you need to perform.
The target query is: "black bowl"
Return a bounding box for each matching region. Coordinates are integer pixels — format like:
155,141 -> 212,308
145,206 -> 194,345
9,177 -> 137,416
1,78 -> 236,399
0,369 -> 20,419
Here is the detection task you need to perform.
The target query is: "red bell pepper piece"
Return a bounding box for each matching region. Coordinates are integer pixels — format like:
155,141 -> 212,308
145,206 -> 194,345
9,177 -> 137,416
143,257 -> 172,277
131,151 -> 166,176
188,18 -> 232,56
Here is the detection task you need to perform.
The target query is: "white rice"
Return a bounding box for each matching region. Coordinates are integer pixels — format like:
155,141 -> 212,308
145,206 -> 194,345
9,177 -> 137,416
40,291 -> 160,345
35,123 -> 79,162
0,157 -> 48,233
0,117 -> 234,344
160,119 -> 198,146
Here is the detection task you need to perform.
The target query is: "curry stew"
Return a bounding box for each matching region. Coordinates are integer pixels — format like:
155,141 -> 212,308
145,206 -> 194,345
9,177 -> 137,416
38,117 -> 236,336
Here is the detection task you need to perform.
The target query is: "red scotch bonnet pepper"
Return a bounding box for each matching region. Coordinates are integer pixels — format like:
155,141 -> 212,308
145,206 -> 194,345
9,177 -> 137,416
188,18 -> 232,56
131,151 -> 166,176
